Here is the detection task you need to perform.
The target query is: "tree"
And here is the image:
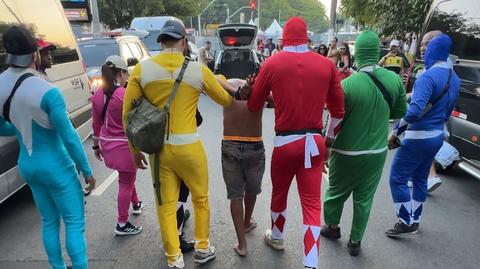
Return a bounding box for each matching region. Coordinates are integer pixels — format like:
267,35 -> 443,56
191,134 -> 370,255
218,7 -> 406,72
341,0 -> 432,36
98,0 -> 204,29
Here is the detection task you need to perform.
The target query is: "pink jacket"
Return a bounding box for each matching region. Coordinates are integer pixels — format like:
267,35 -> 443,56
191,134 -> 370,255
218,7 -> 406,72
92,87 -> 136,171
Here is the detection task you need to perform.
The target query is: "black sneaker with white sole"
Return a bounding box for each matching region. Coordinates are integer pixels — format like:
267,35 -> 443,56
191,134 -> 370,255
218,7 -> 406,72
132,201 -> 144,215
115,222 -> 143,236
385,221 -> 417,237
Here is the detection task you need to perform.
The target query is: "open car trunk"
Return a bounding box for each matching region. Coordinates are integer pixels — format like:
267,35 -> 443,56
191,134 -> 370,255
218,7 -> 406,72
218,49 -> 258,79
217,24 -> 257,50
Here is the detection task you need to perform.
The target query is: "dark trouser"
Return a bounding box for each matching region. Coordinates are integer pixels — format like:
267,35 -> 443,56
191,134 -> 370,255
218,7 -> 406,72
176,181 -> 190,234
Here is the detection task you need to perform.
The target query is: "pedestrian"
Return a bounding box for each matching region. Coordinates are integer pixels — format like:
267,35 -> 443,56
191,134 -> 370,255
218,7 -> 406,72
321,31 -> 407,256
123,19 -> 233,269
379,39 -> 405,77
0,26 -> 96,269
216,76 -> 266,257
198,40 -> 213,67
239,17 -> 345,269
386,34 -> 460,237
271,38 -> 283,55
36,39 -> 56,80
91,55 -> 145,236
327,36 -> 340,65
265,38 -> 276,57
317,44 -> 328,57
337,41 -> 352,80
307,38 -> 316,52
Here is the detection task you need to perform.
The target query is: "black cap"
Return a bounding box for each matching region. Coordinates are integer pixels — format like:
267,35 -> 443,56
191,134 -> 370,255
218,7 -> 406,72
3,26 -> 38,67
157,19 -> 187,42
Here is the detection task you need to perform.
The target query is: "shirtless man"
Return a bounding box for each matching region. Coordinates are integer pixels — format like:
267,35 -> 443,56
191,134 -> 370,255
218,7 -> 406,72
327,37 -> 340,65
217,76 -> 266,257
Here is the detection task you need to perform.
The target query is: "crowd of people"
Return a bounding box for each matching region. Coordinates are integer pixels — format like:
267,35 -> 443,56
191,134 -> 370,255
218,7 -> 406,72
0,14 -> 460,269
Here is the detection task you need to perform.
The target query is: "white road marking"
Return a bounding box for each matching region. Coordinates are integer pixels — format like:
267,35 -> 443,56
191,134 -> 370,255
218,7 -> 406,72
91,171 -> 118,196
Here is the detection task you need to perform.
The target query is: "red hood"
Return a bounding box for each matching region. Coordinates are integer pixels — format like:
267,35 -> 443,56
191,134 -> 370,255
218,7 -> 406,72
282,17 -> 308,46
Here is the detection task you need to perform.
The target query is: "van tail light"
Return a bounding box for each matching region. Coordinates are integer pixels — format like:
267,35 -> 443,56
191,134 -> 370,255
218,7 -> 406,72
451,110 -> 467,120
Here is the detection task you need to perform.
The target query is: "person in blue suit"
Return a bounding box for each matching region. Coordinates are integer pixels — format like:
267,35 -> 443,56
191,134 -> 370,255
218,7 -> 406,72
386,34 -> 460,237
0,26 -> 96,269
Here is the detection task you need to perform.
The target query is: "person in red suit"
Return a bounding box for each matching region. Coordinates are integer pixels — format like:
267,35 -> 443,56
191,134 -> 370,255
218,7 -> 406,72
239,17 -> 345,269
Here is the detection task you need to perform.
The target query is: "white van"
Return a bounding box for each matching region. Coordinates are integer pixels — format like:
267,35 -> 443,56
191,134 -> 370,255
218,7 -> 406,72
0,0 -> 92,203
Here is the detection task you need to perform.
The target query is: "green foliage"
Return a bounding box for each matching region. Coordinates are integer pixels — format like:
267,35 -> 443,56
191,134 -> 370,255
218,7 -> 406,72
341,0 -> 432,36
201,0 -> 328,33
98,0 -> 203,29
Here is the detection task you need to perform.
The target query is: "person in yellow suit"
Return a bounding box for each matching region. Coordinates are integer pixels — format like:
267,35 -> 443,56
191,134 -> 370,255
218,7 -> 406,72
123,19 -> 233,269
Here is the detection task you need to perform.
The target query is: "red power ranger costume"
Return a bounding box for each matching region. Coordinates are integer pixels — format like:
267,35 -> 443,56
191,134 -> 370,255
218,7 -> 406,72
247,17 -> 345,268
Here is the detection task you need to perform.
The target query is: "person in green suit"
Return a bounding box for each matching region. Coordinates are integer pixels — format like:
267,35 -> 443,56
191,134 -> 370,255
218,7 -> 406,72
320,31 -> 407,256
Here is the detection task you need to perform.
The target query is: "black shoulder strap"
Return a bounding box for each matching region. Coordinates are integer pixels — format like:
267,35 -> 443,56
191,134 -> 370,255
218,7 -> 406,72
363,71 -> 393,109
421,69 -> 453,117
3,73 -> 35,122
101,85 -> 120,121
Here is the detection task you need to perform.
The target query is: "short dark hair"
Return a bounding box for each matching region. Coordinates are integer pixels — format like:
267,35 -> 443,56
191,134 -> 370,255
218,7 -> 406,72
206,41 -> 211,45
333,37 -> 338,42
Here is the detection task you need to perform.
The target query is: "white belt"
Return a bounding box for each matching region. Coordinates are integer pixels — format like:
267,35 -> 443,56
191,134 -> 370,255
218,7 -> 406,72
274,133 -> 320,169
164,133 -> 200,145
404,130 -> 443,140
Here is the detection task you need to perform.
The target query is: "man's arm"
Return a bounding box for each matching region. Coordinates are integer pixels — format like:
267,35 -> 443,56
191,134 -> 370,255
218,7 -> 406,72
201,66 -> 232,107
390,77 -> 407,119
123,65 -> 143,154
247,63 -> 271,112
325,63 -> 345,140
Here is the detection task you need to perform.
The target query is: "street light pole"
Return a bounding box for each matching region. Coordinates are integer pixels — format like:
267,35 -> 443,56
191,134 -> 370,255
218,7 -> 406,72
90,0 -> 101,33
328,0 -> 338,42
198,0 -> 217,36
226,6 -> 230,23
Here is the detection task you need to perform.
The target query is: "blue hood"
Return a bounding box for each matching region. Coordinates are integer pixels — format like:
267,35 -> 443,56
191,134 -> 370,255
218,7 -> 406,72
425,34 -> 452,69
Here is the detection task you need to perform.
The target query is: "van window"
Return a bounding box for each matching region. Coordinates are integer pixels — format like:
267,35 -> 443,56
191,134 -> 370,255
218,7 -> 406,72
79,43 -> 120,68
427,0 -> 480,61
127,42 -> 143,60
0,0 -> 80,73
120,43 -> 134,60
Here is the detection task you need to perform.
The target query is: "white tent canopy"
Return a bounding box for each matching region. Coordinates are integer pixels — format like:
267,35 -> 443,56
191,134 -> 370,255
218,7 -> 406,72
264,19 -> 283,36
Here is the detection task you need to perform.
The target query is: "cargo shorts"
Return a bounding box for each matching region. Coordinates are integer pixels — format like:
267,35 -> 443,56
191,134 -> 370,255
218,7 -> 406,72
221,140 -> 265,200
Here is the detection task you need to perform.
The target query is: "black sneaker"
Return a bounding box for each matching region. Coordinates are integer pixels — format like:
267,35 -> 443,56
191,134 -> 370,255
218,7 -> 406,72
132,201 -> 144,215
180,235 -> 195,253
412,223 -> 419,232
385,221 -> 417,237
320,225 -> 341,240
114,222 -> 143,236
347,239 -> 361,256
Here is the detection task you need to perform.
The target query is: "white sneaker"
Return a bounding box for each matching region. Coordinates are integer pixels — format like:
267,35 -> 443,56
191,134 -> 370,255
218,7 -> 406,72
428,176 -> 442,193
194,246 -> 216,264
167,254 -> 184,269
264,229 -> 285,251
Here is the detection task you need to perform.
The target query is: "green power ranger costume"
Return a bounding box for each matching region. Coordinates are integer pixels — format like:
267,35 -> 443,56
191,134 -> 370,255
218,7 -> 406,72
323,31 -> 407,242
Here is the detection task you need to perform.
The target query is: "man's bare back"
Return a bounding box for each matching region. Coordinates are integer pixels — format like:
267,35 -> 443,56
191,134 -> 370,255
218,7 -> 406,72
223,79 -> 263,139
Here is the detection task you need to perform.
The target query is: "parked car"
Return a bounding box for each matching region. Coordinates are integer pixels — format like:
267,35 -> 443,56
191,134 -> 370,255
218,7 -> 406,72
214,23 -> 261,79
130,16 -> 198,59
0,0 -> 93,203
78,33 -> 150,91
407,0 -> 480,178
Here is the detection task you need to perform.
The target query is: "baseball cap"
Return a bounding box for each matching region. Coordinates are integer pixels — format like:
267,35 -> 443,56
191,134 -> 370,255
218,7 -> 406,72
105,55 -> 128,71
157,19 -> 187,42
37,39 -> 57,51
390,39 -> 400,47
3,26 -> 38,67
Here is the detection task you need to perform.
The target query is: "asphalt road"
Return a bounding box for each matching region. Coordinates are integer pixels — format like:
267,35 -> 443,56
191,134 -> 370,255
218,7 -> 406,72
0,95 -> 479,269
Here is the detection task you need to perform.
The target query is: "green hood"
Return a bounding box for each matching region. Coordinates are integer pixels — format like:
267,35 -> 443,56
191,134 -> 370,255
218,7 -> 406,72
354,31 -> 380,69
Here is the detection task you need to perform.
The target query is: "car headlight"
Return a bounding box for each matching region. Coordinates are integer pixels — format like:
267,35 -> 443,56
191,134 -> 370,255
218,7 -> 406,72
91,78 -> 103,88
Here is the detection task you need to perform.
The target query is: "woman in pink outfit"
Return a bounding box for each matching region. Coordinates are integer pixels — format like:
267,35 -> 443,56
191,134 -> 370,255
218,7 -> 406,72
91,55 -> 147,236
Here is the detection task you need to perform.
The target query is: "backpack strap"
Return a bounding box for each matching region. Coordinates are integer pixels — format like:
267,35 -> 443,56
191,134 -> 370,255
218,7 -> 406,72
3,73 -> 35,122
420,69 -> 452,117
362,71 -> 393,109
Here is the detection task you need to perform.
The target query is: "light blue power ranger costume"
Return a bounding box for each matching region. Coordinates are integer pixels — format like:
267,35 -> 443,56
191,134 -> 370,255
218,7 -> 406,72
0,68 -> 92,269
389,34 -> 460,225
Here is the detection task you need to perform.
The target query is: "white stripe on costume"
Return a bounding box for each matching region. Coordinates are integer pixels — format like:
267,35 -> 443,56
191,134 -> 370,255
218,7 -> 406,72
404,130 -> 443,140
164,133 -> 200,145
283,44 -> 310,53
274,133 -> 321,168
331,147 -> 387,156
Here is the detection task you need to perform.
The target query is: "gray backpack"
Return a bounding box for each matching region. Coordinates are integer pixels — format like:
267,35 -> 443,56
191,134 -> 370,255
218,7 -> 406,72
125,58 -> 189,154
125,58 -> 189,205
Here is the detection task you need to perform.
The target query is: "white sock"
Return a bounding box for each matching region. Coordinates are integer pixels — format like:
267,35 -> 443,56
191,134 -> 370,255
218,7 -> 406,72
118,222 -> 127,227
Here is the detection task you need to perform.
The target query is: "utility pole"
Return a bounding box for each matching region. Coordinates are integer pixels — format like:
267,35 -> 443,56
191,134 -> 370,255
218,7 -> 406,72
226,6 -> 230,23
328,0 -> 338,42
90,0 -> 101,33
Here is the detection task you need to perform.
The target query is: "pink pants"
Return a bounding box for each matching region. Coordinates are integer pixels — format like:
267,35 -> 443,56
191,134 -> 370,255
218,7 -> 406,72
270,136 -> 325,268
118,171 -> 139,223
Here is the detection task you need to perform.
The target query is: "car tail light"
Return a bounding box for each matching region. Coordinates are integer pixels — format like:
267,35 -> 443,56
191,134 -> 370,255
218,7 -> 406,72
451,110 -> 467,120
226,37 -> 237,46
